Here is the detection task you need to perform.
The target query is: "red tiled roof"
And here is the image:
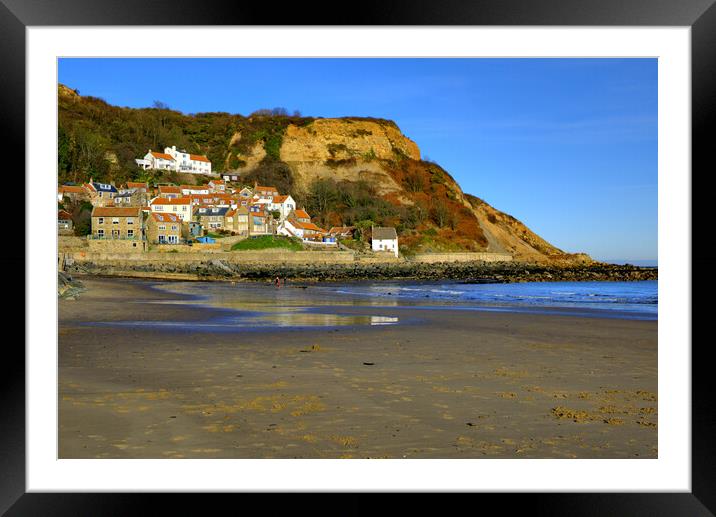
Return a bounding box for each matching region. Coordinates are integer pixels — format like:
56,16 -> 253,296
92,206 -> 141,217
293,209 -> 311,220
328,226 -> 355,234
59,185 -> 87,194
151,213 -> 182,223
272,195 -> 289,203
190,154 -> 210,163
209,179 -> 224,184
151,151 -> 175,161
126,182 -> 148,189
290,219 -> 324,232
256,185 -> 278,193
151,196 -> 192,206
159,185 -> 182,193
58,210 -> 72,220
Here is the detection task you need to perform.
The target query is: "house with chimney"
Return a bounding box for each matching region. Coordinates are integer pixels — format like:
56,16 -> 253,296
195,206 -> 230,231
371,226 -> 399,257
90,206 -> 143,240
85,180 -> 118,207
149,196 -> 193,222
135,146 -> 212,175
146,213 -> 183,244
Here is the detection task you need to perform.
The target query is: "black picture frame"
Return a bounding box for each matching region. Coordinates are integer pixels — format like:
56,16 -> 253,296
4,0 -> 712,514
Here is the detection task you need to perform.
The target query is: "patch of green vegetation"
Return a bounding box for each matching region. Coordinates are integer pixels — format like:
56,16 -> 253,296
206,232 -> 224,239
391,146 -> 410,163
231,235 -> 303,251
362,148 -> 377,161
264,132 -> 283,161
58,86 -> 315,185
300,178 -> 397,230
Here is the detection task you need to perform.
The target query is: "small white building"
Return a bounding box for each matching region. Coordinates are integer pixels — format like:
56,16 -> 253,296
277,218 -> 325,240
371,226 -> 399,257
268,195 -> 296,221
149,196 -> 193,222
180,185 -> 210,196
136,146 -> 212,175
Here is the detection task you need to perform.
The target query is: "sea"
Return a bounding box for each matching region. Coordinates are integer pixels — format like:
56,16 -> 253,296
327,280 -> 658,320
143,279 -> 657,326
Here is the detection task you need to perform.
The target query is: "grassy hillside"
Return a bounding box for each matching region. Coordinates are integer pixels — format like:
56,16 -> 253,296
57,84 -> 587,261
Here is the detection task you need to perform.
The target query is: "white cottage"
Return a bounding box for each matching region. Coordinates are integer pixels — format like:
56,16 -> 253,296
136,146 -> 212,175
371,226 -> 399,257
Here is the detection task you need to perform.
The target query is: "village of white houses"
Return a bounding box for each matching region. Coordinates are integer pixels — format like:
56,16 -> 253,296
58,145 -> 399,257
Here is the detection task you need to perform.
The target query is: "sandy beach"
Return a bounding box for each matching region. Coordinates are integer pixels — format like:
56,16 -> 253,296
59,276 -> 657,459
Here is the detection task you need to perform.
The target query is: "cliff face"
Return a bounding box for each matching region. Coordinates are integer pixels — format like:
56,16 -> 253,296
231,118 -> 589,263
57,85 -> 590,263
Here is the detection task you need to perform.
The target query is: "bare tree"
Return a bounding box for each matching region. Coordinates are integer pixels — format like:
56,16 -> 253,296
431,199 -> 450,228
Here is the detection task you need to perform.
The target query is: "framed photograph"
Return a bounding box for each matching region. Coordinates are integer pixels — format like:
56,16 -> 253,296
6,0 -> 712,513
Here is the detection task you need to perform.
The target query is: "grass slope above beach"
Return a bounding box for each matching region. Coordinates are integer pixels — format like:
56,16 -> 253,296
231,235 -> 303,252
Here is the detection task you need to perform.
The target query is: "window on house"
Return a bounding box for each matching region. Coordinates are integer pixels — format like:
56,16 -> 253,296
112,218 -> 119,224
97,229 -> 104,237
127,218 -> 134,225
127,229 -> 134,237
98,217 -> 104,224
158,225 -> 166,230
171,225 -> 177,231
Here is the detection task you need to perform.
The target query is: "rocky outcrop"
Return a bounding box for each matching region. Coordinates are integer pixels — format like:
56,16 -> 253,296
58,272 -> 86,299
67,261 -> 656,283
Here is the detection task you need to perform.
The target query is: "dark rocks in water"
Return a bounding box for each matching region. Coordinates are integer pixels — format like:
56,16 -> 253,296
69,260 -> 658,283
58,271 -> 86,299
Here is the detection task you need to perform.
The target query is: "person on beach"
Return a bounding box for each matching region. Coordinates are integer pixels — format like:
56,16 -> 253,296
275,276 -> 281,288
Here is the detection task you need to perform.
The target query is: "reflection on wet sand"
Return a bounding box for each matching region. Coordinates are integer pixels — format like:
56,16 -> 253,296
93,282 -> 402,329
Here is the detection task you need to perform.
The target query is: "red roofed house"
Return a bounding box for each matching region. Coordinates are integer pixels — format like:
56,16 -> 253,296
149,196 -> 193,222
328,226 -> 356,238
180,184 -> 210,196
158,185 -> 183,199
248,204 -> 271,235
58,210 -> 73,234
288,209 -> 312,224
58,184 -> 90,204
208,179 -> 225,192
278,218 -> 326,240
254,185 -> 279,201
225,206 -> 249,236
146,212 -> 183,244
136,150 -> 176,171
189,194 -> 232,207
136,145 -> 212,175
90,206 -> 143,240
268,194 -> 296,221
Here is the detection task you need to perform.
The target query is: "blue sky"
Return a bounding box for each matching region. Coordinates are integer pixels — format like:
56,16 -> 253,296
59,58 -> 657,263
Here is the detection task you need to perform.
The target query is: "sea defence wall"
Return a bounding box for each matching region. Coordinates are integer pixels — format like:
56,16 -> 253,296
409,252 -> 513,263
65,250 -> 515,267
66,249 -> 357,266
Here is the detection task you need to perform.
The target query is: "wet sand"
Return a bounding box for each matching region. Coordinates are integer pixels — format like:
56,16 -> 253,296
59,277 -> 657,459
